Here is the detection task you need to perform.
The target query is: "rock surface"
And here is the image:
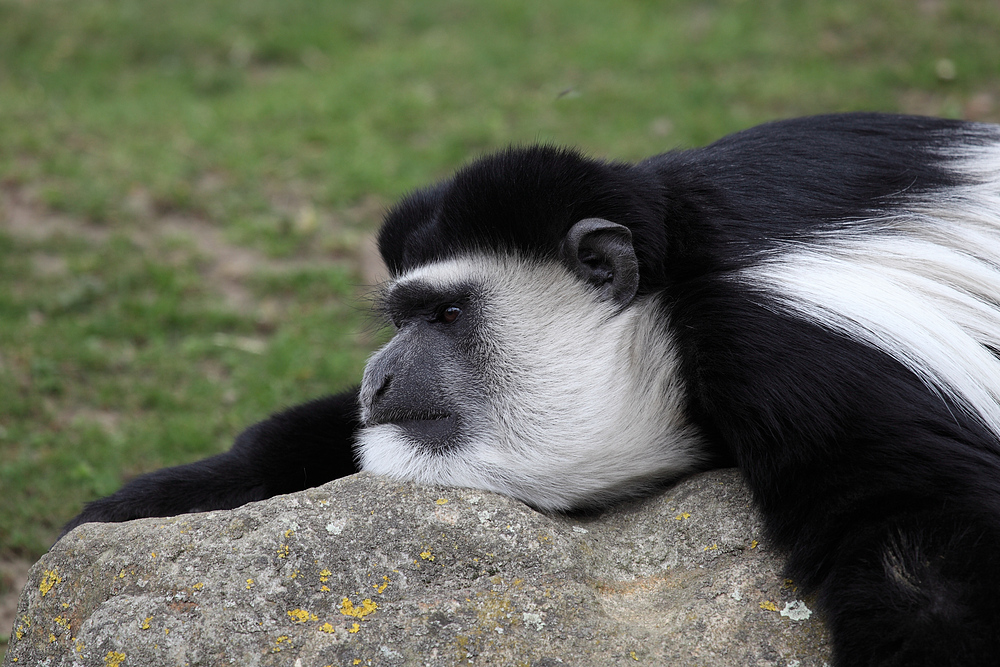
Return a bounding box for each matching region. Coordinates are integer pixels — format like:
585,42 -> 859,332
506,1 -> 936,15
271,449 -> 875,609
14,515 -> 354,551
4,469 -> 830,666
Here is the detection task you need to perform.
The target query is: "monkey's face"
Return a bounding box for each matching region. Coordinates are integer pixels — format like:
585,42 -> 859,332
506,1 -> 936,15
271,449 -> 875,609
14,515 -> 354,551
356,253 -> 706,511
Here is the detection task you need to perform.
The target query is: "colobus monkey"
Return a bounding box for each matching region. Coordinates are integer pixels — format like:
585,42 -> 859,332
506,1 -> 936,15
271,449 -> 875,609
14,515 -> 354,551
64,113 -> 1000,666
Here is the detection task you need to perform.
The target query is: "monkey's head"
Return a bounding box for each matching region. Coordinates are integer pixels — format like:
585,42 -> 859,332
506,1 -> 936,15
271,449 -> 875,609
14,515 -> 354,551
355,147 -> 706,511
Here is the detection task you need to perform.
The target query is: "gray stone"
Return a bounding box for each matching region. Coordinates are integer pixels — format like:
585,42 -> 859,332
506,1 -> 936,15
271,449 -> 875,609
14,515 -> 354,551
4,470 -> 830,666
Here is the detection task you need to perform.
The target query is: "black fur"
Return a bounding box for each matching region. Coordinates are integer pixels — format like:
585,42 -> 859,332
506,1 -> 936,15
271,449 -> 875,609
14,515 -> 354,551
65,113 -> 1000,665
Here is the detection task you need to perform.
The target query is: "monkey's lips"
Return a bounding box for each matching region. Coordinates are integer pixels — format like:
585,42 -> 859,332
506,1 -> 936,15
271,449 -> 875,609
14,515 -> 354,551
364,409 -> 458,447
366,409 -> 450,426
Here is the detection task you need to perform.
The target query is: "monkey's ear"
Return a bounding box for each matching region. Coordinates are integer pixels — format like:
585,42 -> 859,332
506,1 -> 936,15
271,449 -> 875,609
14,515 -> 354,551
560,218 -> 639,309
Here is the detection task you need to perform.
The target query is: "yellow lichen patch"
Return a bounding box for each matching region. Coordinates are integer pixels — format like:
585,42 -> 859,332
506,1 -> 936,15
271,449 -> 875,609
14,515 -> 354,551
104,651 -> 126,667
759,600 -> 779,612
703,543 -> 718,551
271,635 -> 292,653
277,544 -> 290,559
321,585 -> 330,592
455,635 -> 471,660
340,597 -> 378,620
675,512 -> 691,520
246,578 -> 254,590
472,589 -> 518,631
750,539 -> 759,549
39,569 -> 62,596
289,569 -> 300,580
374,575 -> 390,594
284,529 -> 295,538
319,568 -> 331,582
140,617 -> 152,630
436,498 -> 449,505
631,651 -> 639,661
150,552 -> 157,558
348,623 -> 361,634
420,549 -> 434,561
192,582 -> 204,590
287,608 -> 318,623
54,615 -> 71,628
118,569 -> 127,579
75,640 -> 85,654
319,622 -> 336,633
49,633 -> 57,643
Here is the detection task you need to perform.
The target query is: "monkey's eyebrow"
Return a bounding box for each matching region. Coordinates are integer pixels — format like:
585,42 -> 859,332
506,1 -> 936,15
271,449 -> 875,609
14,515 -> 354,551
375,280 -> 478,320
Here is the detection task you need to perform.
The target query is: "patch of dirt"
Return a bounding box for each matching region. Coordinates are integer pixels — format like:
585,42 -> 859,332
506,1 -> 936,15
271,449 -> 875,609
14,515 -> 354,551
59,408 -> 123,435
0,185 -> 110,244
358,230 -> 389,286
155,216 -> 279,313
31,253 -> 70,277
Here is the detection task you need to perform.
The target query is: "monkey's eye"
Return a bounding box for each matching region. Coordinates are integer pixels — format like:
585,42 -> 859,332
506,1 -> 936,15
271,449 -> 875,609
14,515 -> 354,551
433,305 -> 462,324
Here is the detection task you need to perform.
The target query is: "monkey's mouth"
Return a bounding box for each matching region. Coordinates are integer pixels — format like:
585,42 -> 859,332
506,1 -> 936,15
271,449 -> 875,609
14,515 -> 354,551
366,409 -> 452,427
364,410 -> 458,450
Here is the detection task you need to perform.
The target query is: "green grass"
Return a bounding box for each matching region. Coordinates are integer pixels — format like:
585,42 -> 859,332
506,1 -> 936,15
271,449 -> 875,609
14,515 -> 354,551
1,0 -> 999,565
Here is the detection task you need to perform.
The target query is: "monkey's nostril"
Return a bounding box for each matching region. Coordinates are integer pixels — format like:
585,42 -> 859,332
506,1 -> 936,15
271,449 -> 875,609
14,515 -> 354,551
373,374 -> 392,403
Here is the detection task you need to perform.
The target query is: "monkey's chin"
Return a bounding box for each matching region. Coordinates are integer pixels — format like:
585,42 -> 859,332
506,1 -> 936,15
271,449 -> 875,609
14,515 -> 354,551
355,424 -> 486,492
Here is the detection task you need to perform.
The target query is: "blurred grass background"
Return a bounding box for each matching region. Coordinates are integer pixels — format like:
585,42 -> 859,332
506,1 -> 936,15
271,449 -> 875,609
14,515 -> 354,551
1,0 -> 999,646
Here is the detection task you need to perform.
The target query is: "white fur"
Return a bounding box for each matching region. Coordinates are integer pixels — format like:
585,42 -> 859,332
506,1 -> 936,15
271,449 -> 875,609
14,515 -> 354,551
357,256 -> 706,511
741,139 -> 1000,439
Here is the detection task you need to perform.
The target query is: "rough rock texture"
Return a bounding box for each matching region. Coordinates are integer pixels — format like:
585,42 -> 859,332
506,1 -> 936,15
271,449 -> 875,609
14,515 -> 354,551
4,470 -> 830,666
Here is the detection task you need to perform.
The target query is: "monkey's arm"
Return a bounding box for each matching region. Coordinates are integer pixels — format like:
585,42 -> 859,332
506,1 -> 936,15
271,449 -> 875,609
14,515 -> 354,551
59,388 -> 361,538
